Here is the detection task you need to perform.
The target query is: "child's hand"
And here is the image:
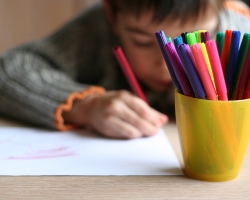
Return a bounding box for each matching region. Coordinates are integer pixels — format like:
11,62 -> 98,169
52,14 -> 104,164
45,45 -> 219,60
63,90 -> 168,139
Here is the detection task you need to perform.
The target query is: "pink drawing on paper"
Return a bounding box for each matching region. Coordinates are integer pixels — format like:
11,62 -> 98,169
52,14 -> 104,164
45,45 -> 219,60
5,145 -> 78,160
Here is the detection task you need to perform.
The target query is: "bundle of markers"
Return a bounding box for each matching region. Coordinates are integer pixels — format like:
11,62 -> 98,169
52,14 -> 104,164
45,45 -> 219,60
156,29 -> 250,101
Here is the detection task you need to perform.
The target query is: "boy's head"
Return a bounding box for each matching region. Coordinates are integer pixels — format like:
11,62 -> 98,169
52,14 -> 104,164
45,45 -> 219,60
103,0 -> 225,93
107,0 -> 224,25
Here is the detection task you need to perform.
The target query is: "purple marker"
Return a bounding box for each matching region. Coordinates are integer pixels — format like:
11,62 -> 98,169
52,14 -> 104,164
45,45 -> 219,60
164,42 -> 194,97
177,44 -> 206,99
155,31 -> 183,94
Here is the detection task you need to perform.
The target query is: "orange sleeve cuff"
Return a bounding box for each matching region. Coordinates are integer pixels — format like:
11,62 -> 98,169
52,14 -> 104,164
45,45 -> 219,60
54,86 -> 106,131
224,1 -> 250,20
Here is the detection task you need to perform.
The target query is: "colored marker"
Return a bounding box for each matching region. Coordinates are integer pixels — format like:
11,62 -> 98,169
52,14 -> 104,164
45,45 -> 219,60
164,42 -> 194,97
194,31 -> 199,42
235,44 -> 250,100
220,30 -> 233,74
216,32 -> 225,57
166,36 -> 172,42
155,31 -> 183,94
173,36 -> 183,49
200,43 -> 216,90
112,46 -> 148,103
186,32 -> 197,46
225,31 -> 241,99
191,44 -> 217,100
178,44 -> 206,99
201,31 -> 211,43
198,30 -> 206,42
181,32 -> 189,44
231,33 -> 250,99
243,76 -> 250,99
173,36 -> 184,56
206,40 -> 228,100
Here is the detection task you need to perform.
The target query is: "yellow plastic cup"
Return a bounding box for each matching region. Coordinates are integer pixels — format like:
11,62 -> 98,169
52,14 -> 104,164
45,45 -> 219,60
175,90 -> 250,182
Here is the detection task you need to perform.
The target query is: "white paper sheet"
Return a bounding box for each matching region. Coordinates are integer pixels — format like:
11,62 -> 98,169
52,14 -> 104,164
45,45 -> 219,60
0,127 -> 182,176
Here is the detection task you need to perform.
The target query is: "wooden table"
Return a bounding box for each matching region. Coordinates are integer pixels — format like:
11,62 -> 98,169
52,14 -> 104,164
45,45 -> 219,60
0,116 -> 250,200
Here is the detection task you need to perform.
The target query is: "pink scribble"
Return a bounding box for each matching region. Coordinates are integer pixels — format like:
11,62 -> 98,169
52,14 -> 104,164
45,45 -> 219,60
5,146 -> 78,160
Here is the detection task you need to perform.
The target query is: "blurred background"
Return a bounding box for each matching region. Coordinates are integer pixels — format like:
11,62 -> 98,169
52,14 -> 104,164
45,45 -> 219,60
0,0 -> 100,54
0,0 -> 249,55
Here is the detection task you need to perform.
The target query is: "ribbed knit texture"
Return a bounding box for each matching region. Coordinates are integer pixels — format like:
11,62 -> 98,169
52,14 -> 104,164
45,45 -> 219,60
0,2 -> 249,129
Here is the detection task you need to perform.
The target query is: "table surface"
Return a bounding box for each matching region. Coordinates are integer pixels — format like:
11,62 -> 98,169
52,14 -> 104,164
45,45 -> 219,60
1,116 -> 250,200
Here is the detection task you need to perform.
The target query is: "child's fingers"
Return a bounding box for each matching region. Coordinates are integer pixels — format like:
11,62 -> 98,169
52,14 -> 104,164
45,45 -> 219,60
86,90 -> 167,139
118,91 -> 168,126
134,101 -> 168,127
97,115 -> 143,139
106,100 -> 159,136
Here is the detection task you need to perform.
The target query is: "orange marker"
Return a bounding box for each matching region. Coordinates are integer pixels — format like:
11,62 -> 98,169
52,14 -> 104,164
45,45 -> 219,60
220,30 -> 233,74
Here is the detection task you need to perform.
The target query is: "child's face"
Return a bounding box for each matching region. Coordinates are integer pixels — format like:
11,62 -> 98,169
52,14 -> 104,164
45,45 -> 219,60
113,9 -> 218,93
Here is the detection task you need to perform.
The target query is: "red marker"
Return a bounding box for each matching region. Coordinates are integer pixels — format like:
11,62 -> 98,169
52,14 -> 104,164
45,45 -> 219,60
235,44 -> 250,100
220,30 -> 232,74
112,46 -> 148,103
243,76 -> 250,99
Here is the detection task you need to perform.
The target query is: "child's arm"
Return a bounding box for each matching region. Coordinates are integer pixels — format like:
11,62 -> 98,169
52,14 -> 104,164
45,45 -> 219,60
0,4 -> 167,138
0,48 -> 166,138
0,49 -> 89,129
0,4 -> 109,129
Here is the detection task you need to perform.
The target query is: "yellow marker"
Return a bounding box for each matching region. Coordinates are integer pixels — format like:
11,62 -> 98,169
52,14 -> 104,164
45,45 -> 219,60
199,43 -> 216,91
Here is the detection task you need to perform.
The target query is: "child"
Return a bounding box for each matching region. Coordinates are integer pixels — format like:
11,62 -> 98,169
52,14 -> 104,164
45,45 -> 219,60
0,0 -> 249,139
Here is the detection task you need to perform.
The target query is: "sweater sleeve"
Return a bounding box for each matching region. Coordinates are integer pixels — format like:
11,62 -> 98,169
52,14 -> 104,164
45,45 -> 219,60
0,49 -> 105,129
0,4 -> 109,129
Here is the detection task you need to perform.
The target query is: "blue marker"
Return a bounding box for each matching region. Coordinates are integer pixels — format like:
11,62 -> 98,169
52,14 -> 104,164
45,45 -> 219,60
225,30 -> 241,99
174,36 -> 183,49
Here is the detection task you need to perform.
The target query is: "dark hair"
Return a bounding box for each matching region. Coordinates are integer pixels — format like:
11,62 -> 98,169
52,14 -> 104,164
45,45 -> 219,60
108,0 -> 225,23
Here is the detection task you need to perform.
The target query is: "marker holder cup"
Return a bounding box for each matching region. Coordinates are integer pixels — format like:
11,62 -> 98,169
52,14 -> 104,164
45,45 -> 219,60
175,90 -> 250,181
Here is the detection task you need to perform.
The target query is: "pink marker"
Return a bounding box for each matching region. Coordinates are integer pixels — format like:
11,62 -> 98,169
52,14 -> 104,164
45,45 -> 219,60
191,44 -> 217,100
112,46 -> 148,103
206,40 -> 228,101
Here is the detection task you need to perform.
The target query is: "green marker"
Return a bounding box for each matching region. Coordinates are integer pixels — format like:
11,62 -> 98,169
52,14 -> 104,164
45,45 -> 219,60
216,32 -> 225,57
166,36 -> 172,43
186,32 -> 197,46
194,31 -> 199,43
